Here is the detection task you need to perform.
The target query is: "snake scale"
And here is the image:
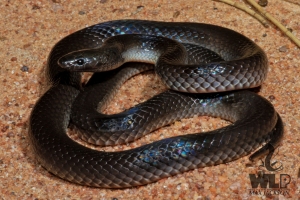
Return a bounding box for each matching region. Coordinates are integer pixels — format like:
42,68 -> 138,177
29,20 -> 283,188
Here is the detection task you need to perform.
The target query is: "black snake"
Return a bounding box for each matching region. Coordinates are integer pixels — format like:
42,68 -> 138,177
29,20 -> 283,188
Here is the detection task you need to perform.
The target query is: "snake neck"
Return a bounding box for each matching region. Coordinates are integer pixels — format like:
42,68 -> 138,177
107,34 -> 189,66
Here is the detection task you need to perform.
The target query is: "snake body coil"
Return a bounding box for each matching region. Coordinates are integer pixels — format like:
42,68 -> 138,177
29,20 -> 283,188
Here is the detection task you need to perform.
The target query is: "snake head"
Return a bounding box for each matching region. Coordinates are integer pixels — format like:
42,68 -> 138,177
58,47 -> 124,72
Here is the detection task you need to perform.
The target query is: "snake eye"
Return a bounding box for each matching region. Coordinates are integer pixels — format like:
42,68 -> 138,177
76,58 -> 85,66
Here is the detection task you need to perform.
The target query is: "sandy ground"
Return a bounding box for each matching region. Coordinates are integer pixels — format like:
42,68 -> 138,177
0,0 -> 300,199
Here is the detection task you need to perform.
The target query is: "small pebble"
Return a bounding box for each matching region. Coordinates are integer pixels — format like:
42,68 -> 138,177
78,10 -> 86,15
131,6 -> 144,15
32,4 -> 41,10
23,43 -> 31,49
269,95 -> 276,101
258,0 -> 268,7
136,5 -> 144,13
1,126 -> 8,132
262,33 -> 267,37
173,11 -> 180,18
20,65 -> 29,72
279,45 -> 288,53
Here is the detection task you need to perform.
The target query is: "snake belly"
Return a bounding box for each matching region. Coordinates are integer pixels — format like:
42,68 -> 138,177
29,20 -> 283,188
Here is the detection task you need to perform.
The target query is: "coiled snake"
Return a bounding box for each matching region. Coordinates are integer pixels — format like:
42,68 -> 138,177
29,20 -> 283,188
